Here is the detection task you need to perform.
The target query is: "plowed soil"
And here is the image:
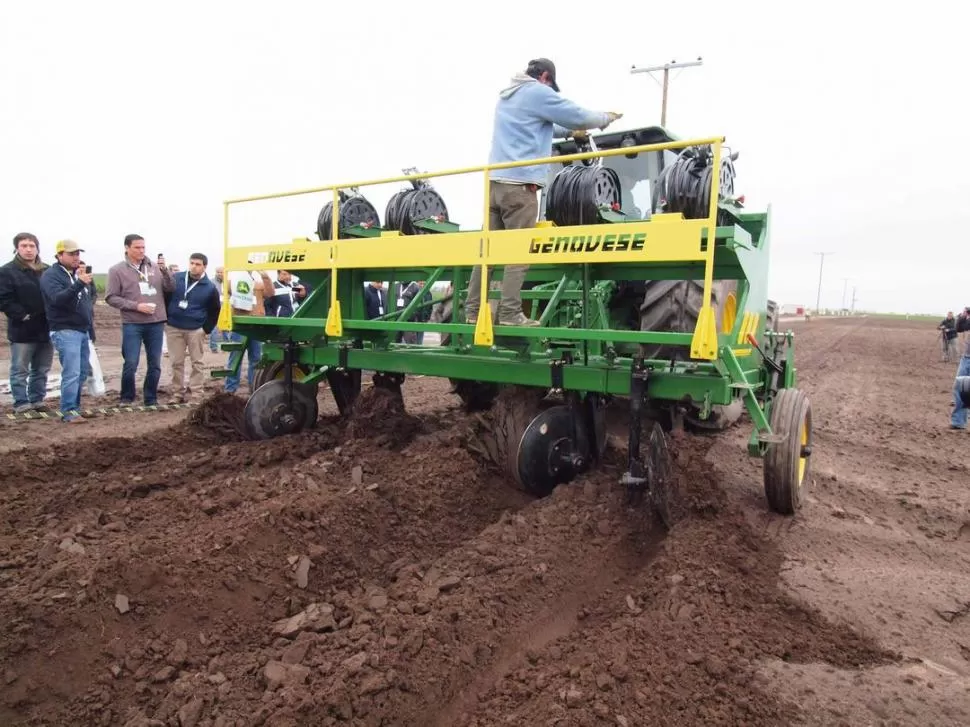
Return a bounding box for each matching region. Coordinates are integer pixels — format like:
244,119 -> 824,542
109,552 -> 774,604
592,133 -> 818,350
1,315 -> 969,726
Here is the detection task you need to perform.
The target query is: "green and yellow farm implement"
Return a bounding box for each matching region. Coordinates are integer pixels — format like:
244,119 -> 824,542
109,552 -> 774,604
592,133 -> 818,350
216,126 -> 813,520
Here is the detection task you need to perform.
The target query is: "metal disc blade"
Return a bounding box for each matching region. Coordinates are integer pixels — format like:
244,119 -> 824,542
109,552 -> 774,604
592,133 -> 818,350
645,421 -> 674,528
244,380 -> 319,440
515,404 -> 589,497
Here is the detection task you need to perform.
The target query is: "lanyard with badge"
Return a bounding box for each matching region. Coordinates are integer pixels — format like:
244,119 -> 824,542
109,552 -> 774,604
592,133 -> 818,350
131,260 -> 156,297
179,272 -> 200,309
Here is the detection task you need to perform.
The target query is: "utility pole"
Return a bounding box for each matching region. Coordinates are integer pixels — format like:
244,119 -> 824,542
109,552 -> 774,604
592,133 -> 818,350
851,287 -> 859,313
841,278 -> 849,310
630,57 -> 703,126
813,252 -> 835,314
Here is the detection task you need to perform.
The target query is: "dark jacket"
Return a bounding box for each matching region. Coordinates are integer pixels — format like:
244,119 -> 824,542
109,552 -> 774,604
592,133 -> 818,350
957,312 -> 970,334
364,284 -> 388,319
941,317 -> 958,340
39,264 -> 94,332
400,281 -> 432,322
165,272 -> 221,333
265,279 -> 311,318
0,257 -> 50,343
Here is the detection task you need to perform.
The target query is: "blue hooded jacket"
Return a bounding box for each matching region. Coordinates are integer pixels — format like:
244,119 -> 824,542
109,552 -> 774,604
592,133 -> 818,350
488,74 -> 609,187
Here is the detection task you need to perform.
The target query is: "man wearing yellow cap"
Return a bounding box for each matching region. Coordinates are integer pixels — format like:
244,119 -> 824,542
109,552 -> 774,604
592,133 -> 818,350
39,240 -> 95,423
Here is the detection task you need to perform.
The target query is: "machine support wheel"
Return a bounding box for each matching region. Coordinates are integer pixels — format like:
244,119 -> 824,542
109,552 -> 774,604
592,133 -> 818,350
763,387 -> 813,515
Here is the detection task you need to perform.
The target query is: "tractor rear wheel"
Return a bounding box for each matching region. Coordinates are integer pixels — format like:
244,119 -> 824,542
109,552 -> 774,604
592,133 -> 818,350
432,292 -> 499,411
638,279 -> 742,431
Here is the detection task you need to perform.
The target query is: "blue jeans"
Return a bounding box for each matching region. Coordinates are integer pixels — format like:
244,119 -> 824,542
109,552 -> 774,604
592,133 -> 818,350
9,341 -> 54,409
952,355 -> 970,428
224,331 -> 262,392
209,327 -> 222,352
50,329 -> 89,420
121,321 -> 165,405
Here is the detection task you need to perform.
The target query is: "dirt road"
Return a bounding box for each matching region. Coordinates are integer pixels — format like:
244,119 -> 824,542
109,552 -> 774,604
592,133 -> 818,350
0,315 -> 967,726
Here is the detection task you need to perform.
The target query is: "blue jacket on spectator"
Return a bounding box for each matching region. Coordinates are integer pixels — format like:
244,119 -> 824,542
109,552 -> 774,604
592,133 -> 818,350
265,279 -> 311,318
39,264 -> 94,332
166,271 -> 221,333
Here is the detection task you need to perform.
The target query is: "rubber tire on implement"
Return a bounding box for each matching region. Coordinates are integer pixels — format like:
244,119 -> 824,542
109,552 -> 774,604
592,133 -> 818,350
763,387 -> 812,515
253,360 -> 319,397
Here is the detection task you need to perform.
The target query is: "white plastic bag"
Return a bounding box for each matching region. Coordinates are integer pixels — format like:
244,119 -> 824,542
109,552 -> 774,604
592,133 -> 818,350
86,345 -> 106,396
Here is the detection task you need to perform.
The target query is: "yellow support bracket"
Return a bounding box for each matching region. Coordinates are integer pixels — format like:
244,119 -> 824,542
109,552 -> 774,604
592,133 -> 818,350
324,300 -> 343,337
690,305 -> 719,360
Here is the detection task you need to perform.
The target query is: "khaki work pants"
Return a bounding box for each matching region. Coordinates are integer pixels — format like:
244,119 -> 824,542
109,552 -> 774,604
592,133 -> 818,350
168,328 -> 206,393
466,181 -> 538,323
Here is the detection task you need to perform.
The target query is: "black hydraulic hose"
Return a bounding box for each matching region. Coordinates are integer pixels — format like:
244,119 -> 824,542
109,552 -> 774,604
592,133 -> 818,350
545,164 -> 622,227
652,145 -> 736,223
317,193 -> 381,240
385,185 -> 450,235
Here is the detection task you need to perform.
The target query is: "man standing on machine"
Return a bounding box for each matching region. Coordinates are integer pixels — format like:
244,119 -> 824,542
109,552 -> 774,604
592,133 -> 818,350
464,58 -> 622,327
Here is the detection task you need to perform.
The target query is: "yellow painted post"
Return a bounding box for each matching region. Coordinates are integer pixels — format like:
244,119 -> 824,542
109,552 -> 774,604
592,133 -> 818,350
218,201 -> 233,332
325,188 -> 343,337
690,140 -> 722,360
475,166 -> 494,346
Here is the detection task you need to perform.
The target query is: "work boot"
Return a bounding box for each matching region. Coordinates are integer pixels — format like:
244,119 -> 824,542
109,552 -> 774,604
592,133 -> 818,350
498,312 -> 540,327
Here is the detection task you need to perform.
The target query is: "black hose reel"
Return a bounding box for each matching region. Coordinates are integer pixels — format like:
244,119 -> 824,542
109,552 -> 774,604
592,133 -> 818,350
545,164 -> 622,227
651,145 -> 738,224
545,136 -> 621,227
385,181 -> 450,235
317,191 -> 381,240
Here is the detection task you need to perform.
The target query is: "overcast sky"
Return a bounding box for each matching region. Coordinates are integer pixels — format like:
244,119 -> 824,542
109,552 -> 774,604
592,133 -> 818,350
2,1 -> 965,315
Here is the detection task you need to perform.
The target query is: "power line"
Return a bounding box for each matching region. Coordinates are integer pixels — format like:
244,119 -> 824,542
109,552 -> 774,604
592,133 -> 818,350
630,57 -> 703,127
813,252 -> 835,314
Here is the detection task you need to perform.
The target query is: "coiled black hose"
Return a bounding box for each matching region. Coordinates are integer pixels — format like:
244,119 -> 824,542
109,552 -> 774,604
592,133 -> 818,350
651,145 -> 736,224
317,193 -> 381,240
385,185 -> 450,235
545,164 -> 622,227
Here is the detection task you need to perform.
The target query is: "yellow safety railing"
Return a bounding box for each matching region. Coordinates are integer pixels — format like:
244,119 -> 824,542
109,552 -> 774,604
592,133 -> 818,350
221,135 -> 725,358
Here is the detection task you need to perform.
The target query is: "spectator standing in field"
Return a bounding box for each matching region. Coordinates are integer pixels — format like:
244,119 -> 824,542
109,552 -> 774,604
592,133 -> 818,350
165,253 -> 221,402
364,281 -> 386,320
957,307 -> 970,345
224,270 -> 269,394
264,270 -> 310,318
105,234 -> 174,406
397,280 -> 432,344
951,332 -> 970,431
39,240 -> 94,423
0,232 -> 52,412
940,312 -> 959,363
